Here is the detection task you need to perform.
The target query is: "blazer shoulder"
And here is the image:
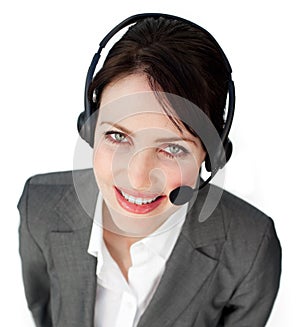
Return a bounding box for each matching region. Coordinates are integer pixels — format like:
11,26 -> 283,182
191,183 -> 274,235
18,169 -> 94,210
183,184 -> 279,252
220,188 -> 272,228
18,169 -> 94,235
216,188 -> 280,255
26,168 -> 93,186
18,170 -> 75,218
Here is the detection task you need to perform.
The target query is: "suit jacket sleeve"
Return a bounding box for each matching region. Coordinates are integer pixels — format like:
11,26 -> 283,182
220,219 -> 282,327
18,178 -> 53,327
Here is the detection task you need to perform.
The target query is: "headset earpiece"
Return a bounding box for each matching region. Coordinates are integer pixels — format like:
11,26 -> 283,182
223,139 -> 233,167
204,154 -> 212,172
77,111 -> 95,147
77,112 -> 89,145
205,138 -> 233,172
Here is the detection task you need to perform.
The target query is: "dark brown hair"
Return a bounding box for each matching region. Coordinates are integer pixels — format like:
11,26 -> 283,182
89,16 -> 230,136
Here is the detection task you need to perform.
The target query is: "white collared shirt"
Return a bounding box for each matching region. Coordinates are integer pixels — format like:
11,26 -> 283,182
87,193 -> 188,327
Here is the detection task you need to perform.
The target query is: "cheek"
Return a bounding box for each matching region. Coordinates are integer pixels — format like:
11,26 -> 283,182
93,145 -> 115,186
163,160 -> 201,192
163,145 -> 204,191
93,144 -> 133,189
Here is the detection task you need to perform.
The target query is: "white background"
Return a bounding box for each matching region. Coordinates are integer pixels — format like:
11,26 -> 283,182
1,0 -> 299,325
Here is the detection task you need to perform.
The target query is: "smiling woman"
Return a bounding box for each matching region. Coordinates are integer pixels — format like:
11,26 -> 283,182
18,14 -> 281,327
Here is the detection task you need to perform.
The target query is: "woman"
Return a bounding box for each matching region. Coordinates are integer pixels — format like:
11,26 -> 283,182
18,14 -> 281,327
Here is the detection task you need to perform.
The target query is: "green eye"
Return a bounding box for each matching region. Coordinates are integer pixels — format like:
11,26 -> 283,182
167,145 -> 181,154
104,131 -> 128,144
113,133 -> 126,142
163,144 -> 189,158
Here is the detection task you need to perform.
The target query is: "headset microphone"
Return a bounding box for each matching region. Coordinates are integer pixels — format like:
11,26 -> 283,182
169,168 -> 217,205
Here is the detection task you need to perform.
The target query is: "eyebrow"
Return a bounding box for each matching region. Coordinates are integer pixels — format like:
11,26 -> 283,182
154,137 -> 197,145
100,122 -> 132,135
100,121 -> 197,145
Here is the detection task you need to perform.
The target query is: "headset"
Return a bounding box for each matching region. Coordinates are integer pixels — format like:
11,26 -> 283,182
77,13 -> 235,205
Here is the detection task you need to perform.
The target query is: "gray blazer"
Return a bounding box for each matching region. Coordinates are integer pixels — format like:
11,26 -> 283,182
18,169 -> 281,327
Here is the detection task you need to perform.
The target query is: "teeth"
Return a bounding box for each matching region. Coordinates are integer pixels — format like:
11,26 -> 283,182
120,190 -> 158,205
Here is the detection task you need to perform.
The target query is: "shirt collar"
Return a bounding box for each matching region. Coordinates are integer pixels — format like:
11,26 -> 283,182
87,193 -> 104,265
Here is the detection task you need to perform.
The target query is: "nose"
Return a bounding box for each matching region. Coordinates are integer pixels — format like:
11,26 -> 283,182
127,148 -> 158,190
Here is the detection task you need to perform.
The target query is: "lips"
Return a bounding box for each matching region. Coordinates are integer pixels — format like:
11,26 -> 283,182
114,186 -> 166,214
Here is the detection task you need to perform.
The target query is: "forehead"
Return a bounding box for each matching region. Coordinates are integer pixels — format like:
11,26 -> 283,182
100,73 -> 152,105
100,73 -> 165,119
98,74 -> 192,138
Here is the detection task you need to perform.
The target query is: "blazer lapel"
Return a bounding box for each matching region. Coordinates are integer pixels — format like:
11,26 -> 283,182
49,171 -> 99,326
137,186 -> 226,327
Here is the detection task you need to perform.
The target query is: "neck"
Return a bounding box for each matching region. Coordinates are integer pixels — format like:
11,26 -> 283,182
103,228 -> 142,250
102,201 -> 143,249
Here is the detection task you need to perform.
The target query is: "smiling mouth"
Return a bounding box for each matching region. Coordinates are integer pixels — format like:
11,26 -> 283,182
117,188 -> 162,205
115,187 -> 162,206
114,186 -> 165,214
